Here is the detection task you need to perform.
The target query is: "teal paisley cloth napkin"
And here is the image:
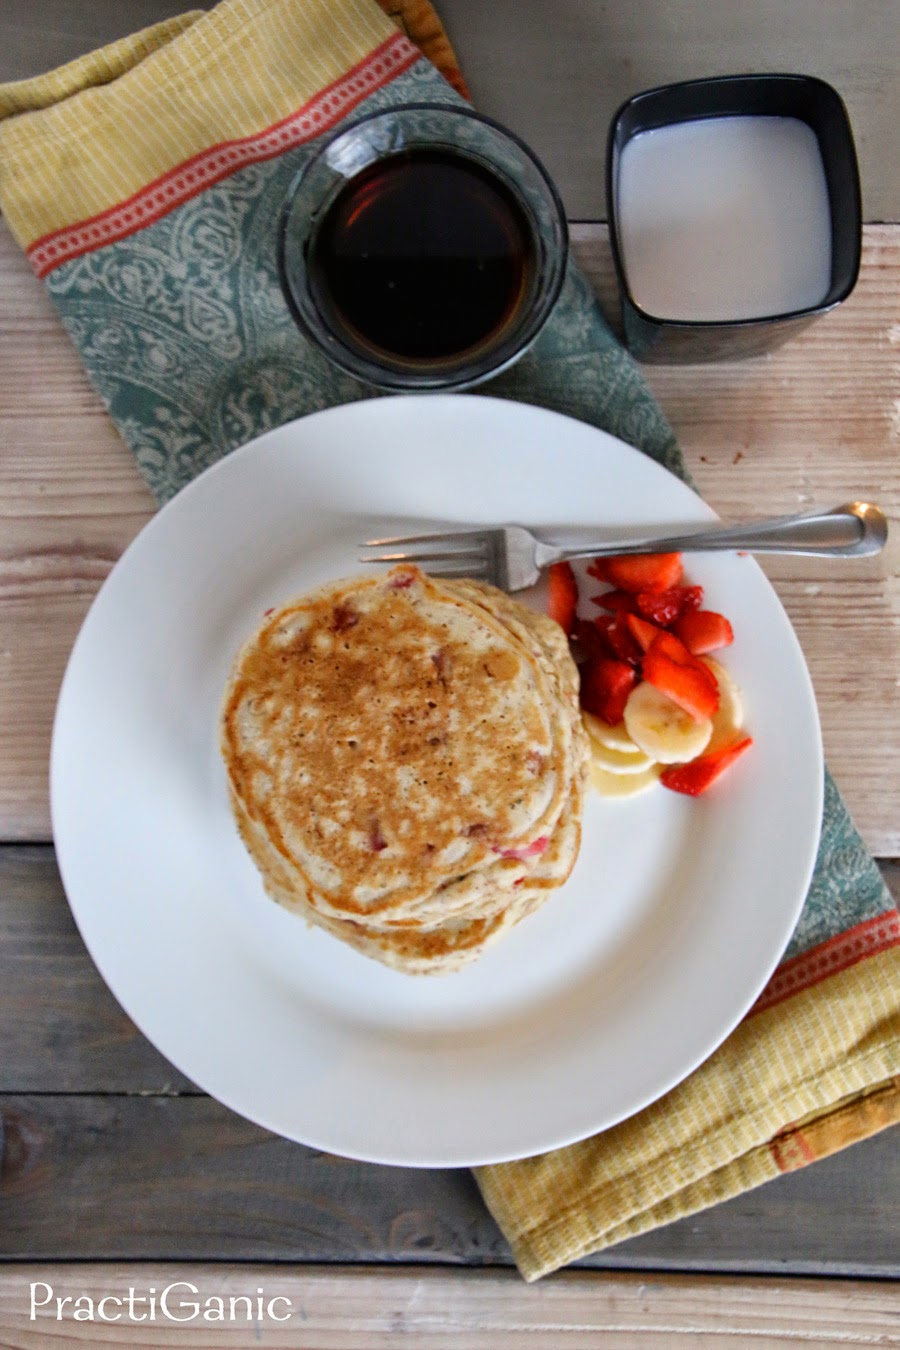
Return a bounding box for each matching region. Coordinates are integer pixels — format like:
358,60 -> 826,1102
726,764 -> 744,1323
1,0 -> 896,1283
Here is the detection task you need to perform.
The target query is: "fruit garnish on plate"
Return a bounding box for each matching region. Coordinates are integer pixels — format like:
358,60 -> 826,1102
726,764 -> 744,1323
547,560 -> 579,635
553,550 -> 753,798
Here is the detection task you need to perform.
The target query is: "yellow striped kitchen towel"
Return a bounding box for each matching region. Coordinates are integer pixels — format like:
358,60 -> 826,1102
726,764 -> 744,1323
1,0 -> 898,1283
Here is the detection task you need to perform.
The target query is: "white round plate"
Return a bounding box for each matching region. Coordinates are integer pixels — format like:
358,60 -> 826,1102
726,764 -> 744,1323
51,396 -> 823,1167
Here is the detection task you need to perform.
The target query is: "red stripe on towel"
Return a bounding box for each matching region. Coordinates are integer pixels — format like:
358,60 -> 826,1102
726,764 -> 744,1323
751,909 -> 900,1017
28,32 -> 420,277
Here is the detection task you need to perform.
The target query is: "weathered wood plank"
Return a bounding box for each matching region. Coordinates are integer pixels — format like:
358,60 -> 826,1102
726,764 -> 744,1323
2,1265 -> 900,1348
3,845 -> 897,1268
1,225 -> 897,849
2,845 -> 897,1268
2,846 -> 898,1094
0,847 -> 196,1094
2,1 -> 898,1304
0,1092 -> 898,1272
2,0 -> 899,221
0,227 -> 155,842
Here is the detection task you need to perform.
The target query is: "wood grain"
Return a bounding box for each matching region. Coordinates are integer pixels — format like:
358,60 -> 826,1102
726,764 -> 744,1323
2,1092 -> 899,1272
2,1265 -> 900,1347
0,847 -> 196,1094
1,3 -> 898,1309
1,846 -> 897,1271
4,844 -> 898,1093
1,224 -> 897,849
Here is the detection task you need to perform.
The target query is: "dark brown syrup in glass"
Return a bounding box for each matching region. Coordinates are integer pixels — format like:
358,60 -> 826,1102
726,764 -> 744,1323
309,149 -> 535,366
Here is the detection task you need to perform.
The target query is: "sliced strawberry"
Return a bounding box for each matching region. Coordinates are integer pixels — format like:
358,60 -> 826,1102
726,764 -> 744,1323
590,613 -> 615,652
571,617 -> 610,666
625,612 -> 664,652
599,552 -> 683,594
580,657 -> 638,725
675,609 -> 735,655
634,588 -> 683,626
593,613 -> 645,666
606,613 -> 643,666
547,561 -> 578,634
647,628 -> 697,666
678,584 -> 705,614
643,638 -> 719,722
634,583 -> 704,627
589,587 -> 635,614
660,737 -> 753,796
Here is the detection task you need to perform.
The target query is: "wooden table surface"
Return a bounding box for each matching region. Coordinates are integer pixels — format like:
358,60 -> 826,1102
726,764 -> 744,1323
2,219 -> 899,1344
2,4 -> 900,1345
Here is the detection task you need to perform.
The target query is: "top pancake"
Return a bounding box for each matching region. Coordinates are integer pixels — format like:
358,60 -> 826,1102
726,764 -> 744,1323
221,566 -> 581,924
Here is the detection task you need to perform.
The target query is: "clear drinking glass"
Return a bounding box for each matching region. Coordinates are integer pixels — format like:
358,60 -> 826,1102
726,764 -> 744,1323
277,103 -> 568,391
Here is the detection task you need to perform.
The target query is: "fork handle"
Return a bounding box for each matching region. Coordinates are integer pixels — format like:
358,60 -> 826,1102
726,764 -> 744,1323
541,502 -> 887,564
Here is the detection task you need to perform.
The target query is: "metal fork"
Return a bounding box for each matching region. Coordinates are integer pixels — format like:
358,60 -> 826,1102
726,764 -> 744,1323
360,501 -> 887,592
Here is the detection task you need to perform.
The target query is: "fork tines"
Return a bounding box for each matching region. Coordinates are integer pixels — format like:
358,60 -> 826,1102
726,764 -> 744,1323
359,529 -> 492,580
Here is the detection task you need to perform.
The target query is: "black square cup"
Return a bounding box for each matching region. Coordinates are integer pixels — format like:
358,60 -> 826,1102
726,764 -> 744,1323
606,74 -> 862,362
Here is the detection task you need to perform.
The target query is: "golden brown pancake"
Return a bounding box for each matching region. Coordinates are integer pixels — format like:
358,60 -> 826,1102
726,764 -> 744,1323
221,565 -> 587,973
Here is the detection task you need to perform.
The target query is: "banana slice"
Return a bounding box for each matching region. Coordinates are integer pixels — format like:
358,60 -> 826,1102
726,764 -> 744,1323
582,711 -> 645,756
623,681 -> 713,764
589,739 -> 655,775
702,657 -> 745,753
589,759 -> 660,798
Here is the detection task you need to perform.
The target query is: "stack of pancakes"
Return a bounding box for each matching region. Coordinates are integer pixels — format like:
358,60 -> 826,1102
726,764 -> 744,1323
220,565 -> 588,974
